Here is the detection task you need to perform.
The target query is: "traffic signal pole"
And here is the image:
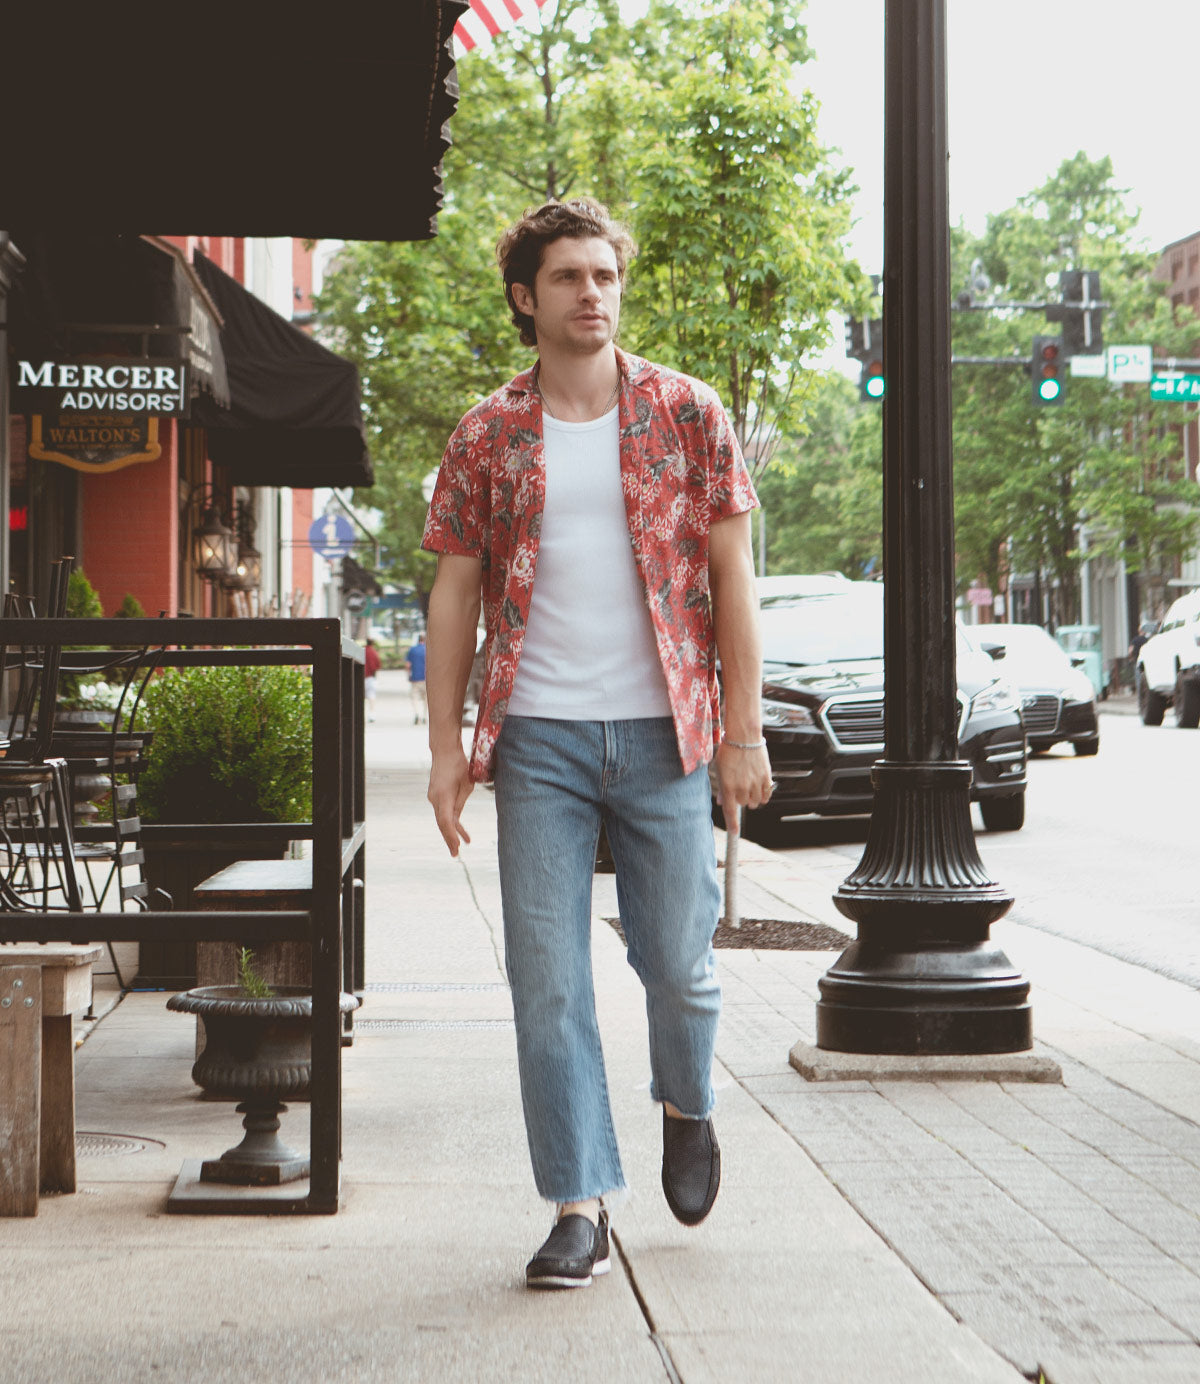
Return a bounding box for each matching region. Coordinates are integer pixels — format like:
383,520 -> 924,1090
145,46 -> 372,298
812,0 -> 1033,1056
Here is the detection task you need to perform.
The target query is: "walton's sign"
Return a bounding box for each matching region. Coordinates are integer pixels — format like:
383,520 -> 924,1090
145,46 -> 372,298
14,355 -> 191,473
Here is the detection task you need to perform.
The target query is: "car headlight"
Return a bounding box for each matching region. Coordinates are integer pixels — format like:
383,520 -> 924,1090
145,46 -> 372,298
970,678 -> 1018,716
761,695 -> 816,729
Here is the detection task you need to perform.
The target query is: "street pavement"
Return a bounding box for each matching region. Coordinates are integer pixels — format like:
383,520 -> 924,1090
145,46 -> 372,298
4,671 -> 1199,1383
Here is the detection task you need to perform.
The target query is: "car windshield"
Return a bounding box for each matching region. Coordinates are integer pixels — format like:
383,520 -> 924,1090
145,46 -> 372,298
760,588 -> 883,665
990,626 -> 1074,680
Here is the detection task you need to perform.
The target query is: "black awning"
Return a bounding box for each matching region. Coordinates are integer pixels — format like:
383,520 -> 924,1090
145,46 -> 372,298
0,2 -> 466,242
190,253 -> 373,491
6,232 -> 229,407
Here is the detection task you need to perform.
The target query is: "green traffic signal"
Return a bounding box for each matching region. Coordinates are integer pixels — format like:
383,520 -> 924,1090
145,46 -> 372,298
862,358 -> 885,402
1031,334 -> 1065,406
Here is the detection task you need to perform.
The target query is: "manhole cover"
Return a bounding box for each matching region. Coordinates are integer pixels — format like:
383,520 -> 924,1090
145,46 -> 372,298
355,1019 -> 514,1032
75,1132 -> 164,1158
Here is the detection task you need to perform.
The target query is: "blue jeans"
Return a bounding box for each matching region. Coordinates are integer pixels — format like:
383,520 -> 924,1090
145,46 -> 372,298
494,716 -> 721,1204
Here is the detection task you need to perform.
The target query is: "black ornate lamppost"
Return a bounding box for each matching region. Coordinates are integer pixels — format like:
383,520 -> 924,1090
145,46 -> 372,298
815,0 -> 1032,1055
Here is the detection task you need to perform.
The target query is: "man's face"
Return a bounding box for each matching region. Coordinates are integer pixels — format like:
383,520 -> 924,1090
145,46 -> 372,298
512,236 -> 622,356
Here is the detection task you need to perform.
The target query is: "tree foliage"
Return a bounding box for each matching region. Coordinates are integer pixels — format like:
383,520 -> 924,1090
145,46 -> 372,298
950,153 -> 1200,624
757,372 -> 882,577
315,0 -> 866,590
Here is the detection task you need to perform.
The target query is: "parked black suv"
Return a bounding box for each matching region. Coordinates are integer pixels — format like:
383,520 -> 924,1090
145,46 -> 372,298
720,582 -> 1028,833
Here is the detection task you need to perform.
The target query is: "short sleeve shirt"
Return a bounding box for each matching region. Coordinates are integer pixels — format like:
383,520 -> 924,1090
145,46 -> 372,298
422,348 -> 758,782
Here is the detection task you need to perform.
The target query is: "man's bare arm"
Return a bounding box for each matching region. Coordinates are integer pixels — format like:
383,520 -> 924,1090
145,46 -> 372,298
426,553 -> 484,855
709,511 -> 772,832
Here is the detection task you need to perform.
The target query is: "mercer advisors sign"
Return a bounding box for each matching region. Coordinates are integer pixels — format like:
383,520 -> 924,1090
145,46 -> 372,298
14,356 -> 191,473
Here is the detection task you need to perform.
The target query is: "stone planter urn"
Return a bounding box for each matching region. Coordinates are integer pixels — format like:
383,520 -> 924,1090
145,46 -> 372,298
166,986 -> 358,1185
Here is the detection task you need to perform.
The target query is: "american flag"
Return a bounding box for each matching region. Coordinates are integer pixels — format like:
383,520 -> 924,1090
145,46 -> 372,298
453,0 -> 550,55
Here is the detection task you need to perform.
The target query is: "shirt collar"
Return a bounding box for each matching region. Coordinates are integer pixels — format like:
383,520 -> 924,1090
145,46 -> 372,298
509,346 -> 649,398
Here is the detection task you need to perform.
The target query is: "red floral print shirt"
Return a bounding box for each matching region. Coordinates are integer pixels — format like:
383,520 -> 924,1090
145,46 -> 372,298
422,348 -> 758,782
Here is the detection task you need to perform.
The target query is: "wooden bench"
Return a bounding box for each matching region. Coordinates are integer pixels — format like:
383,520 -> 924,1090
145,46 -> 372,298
0,944 -> 103,1216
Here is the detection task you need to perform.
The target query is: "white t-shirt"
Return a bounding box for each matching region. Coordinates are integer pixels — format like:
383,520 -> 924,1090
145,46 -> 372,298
506,406 -> 672,720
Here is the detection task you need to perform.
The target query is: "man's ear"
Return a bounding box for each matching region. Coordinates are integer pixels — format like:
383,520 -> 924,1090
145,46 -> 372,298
511,281 -> 534,315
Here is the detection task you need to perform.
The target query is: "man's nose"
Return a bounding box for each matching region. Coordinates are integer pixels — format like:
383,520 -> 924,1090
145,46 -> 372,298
580,277 -> 602,301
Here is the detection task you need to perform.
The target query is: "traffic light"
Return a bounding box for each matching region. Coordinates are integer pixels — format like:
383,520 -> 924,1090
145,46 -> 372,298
847,315 -> 885,402
1049,269 -> 1104,358
1031,334 -> 1066,405
861,352 -> 886,402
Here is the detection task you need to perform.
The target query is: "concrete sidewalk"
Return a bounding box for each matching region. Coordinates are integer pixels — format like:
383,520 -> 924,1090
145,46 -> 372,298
4,668 -> 1198,1383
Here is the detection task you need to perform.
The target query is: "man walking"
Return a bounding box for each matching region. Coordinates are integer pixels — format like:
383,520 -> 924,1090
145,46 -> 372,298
405,634 -> 427,724
422,198 -> 772,1289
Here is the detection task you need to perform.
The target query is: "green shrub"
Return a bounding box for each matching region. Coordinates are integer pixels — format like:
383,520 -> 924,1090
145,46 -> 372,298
58,568 -> 105,708
66,569 -> 103,620
138,665 -> 312,824
113,593 -> 146,619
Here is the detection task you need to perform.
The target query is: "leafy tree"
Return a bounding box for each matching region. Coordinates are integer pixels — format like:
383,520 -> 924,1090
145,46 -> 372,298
316,0 -> 869,588
757,372 -> 882,576
950,154 -> 1200,624
620,2 -> 867,471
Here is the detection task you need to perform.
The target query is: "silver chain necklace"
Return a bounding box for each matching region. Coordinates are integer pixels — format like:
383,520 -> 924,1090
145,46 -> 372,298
535,367 -> 619,420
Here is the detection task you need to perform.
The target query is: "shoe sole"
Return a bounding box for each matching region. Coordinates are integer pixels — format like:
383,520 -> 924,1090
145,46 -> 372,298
526,1254 -> 611,1290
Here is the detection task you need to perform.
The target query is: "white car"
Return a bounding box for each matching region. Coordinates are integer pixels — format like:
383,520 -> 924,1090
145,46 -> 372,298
1136,589 -> 1200,726
980,623 -> 1100,756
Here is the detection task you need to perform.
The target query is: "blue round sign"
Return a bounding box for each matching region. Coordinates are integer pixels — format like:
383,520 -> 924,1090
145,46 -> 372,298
308,513 -> 356,561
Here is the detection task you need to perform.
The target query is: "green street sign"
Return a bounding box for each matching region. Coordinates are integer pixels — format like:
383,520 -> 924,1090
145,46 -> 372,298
1150,372 -> 1200,401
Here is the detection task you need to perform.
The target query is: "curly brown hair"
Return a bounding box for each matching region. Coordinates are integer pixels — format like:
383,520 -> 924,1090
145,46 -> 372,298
496,197 -> 637,348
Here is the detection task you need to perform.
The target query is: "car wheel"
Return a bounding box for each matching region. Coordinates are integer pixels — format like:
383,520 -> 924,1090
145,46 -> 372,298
1138,673 -> 1167,726
980,793 -> 1025,832
1073,735 -> 1100,757
1177,677 -> 1200,729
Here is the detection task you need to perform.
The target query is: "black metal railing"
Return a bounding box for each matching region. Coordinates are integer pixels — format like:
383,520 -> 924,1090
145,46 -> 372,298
0,617 -> 365,1215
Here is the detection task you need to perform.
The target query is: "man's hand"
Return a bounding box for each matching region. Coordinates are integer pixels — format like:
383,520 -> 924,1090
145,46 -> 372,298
712,741 -> 773,834
428,746 -> 475,856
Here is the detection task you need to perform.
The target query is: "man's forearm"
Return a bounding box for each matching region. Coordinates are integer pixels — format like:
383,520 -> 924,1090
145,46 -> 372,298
426,562 -> 482,756
710,519 -> 763,742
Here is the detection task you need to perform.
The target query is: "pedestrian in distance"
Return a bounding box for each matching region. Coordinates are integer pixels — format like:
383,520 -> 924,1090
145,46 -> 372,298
421,197 -> 773,1290
405,633 -> 427,724
363,638 -> 381,721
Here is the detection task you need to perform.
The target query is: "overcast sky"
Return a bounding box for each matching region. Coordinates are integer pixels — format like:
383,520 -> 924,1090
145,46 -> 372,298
802,0 -> 1197,272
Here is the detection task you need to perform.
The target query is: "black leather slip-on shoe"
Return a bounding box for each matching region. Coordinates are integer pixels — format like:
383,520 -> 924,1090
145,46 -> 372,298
661,1110 -> 721,1226
526,1208 -> 611,1289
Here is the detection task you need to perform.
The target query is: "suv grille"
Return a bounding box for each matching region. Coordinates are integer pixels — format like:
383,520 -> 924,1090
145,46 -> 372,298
1022,694 -> 1061,736
824,696 -> 885,748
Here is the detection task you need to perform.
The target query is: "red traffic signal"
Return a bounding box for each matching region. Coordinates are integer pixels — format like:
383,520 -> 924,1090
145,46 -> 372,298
1031,334 -> 1065,406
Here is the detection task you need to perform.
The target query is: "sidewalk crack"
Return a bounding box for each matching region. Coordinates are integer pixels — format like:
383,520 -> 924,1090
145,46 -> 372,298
610,1228 -> 685,1384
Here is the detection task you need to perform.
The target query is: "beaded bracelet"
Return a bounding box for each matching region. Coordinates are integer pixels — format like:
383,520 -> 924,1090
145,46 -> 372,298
724,737 -> 767,750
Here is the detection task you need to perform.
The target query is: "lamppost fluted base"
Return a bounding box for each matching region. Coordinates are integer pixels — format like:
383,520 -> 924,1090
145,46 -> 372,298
817,762 -> 1031,1055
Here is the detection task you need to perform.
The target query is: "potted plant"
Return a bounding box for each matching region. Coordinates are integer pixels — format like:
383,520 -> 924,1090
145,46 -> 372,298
167,948 -> 356,1185
134,662 -> 313,989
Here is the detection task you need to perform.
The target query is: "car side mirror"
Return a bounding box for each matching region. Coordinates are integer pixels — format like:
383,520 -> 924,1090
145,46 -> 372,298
1069,654 -> 1086,669
980,641 -> 1006,661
